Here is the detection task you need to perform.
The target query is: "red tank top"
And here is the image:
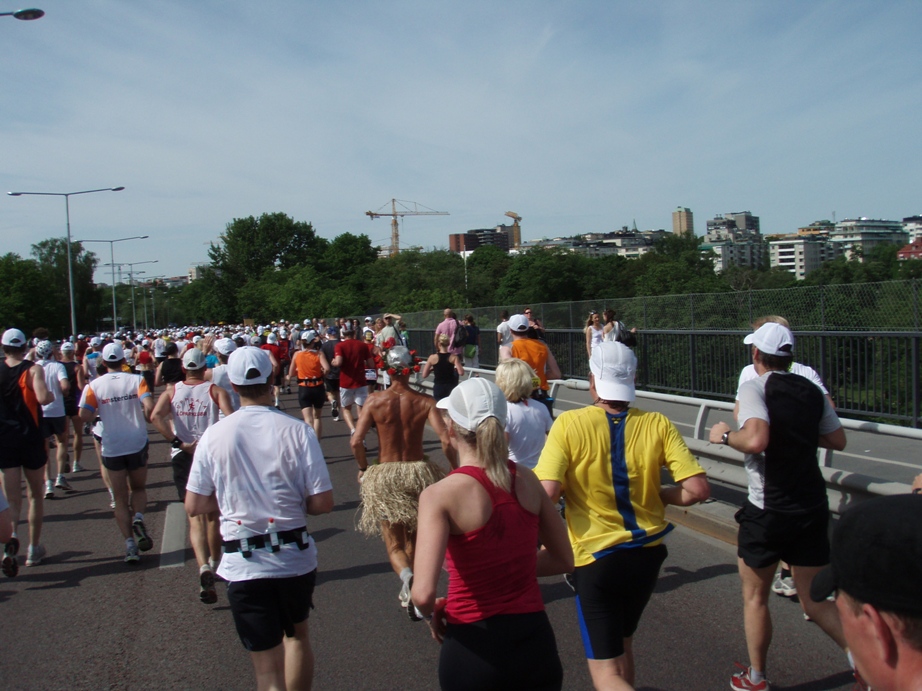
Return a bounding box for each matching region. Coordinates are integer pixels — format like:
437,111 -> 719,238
444,462 -> 544,624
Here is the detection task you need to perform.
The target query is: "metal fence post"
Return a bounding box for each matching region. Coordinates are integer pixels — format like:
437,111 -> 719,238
689,332 -> 697,397
913,335 -> 920,428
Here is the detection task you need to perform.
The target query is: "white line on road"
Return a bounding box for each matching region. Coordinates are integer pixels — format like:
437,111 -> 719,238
159,501 -> 188,569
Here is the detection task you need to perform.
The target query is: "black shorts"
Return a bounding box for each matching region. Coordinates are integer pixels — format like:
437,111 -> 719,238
64,397 -> 80,418
573,544 -> 667,660
0,442 -> 47,471
736,501 -> 831,569
440,611 -> 562,691
227,570 -> 317,652
102,442 -> 149,472
297,385 -> 325,410
171,449 -> 193,501
42,416 -> 66,438
324,378 -> 339,395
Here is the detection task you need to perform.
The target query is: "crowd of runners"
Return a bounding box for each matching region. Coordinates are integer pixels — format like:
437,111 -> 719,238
1,313 -> 921,691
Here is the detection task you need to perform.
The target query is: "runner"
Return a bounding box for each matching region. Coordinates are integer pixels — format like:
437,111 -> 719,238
34,341 -> 74,499
185,346 -> 333,690
151,348 -> 233,603
331,327 -> 374,436
351,346 -> 456,617
206,337 -> 240,416
288,330 -> 330,439
59,341 -> 86,472
320,327 -> 342,422
0,328 -> 53,575
79,343 -> 155,564
260,334 -> 283,408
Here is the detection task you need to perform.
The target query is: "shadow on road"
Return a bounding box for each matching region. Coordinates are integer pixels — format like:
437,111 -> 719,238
655,562 -> 738,593
774,671 -> 855,690
318,561 -> 393,583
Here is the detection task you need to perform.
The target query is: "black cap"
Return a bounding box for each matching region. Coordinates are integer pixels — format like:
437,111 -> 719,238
810,494 -> 922,616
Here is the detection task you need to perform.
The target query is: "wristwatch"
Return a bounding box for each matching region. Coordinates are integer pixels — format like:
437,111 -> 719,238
171,437 -> 183,449
721,431 -> 731,446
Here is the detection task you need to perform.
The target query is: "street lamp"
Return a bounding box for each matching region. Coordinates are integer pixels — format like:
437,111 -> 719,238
123,260 -> 157,332
81,234 -> 148,331
0,8 -> 44,20
142,275 -> 166,331
8,186 -> 125,338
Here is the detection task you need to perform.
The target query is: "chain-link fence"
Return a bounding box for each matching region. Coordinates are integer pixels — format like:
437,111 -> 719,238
392,279 -> 921,332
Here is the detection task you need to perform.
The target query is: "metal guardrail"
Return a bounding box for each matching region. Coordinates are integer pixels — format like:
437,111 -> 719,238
417,368 -> 915,513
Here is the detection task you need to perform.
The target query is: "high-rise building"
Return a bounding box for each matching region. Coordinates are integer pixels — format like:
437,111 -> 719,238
672,207 -> 694,235
829,218 -> 907,261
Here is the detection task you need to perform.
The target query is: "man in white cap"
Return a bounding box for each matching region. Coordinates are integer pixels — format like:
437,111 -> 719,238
206,337 -> 240,415
151,347 -> 233,603
351,346 -> 455,618
185,346 -> 333,689
709,322 -> 848,691
535,340 -> 710,690
507,313 -> 561,415
0,328 -> 54,575
33,340 -> 74,498
59,340 -> 87,472
79,342 -> 155,564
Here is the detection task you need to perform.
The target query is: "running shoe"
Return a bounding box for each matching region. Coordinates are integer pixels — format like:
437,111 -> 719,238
730,664 -> 769,690
44,482 -> 54,500
407,604 -> 424,622
199,567 -> 217,604
124,545 -> 140,564
72,460 -> 85,472
83,422 -> 92,436
25,544 -> 46,567
563,573 -> 576,592
331,406 -> 340,422
132,518 -> 153,552
55,475 -> 75,492
2,538 -> 19,578
398,578 -> 411,608
770,573 -> 797,597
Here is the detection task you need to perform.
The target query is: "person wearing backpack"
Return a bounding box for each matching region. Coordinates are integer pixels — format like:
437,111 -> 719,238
603,309 -> 638,348
434,309 -> 465,359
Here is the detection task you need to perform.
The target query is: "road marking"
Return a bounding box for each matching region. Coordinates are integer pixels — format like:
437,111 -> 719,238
159,501 -> 188,569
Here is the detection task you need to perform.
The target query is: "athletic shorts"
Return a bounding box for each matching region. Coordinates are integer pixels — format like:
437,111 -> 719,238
297,385 -> 325,411
227,570 -> 316,652
440,611 -> 562,691
171,449 -> 193,501
0,442 -> 47,471
42,416 -> 66,438
64,398 -> 80,418
573,544 -> 667,660
102,442 -> 149,472
324,378 -> 340,395
736,501 -> 830,569
273,370 -> 284,387
340,386 -> 368,408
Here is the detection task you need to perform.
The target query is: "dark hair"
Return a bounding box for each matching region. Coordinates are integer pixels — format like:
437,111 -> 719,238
603,309 -> 616,323
842,592 -> 922,652
465,314 -> 476,326
2,345 -> 26,356
235,382 -> 271,399
758,351 -> 793,372
164,342 -> 179,356
105,359 -> 125,371
32,327 -> 50,340
500,310 -> 509,320
344,329 -> 356,338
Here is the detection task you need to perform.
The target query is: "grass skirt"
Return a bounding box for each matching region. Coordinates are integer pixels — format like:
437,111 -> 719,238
357,459 -> 445,536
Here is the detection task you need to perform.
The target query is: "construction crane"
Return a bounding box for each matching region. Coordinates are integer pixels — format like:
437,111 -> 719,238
505,211 -> 522,248
366,199 -> 449,256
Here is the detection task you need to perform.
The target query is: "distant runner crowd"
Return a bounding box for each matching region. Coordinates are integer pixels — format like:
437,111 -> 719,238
1,311 -> 921,691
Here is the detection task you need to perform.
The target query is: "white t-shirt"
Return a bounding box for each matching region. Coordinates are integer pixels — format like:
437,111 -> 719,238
210,364 -> 240,417
736,362 -> 828,400
588,326 -> 605,352
505,399 -> 553,469
186,406 -> 333,582
79,372 -> 152,457
496,321 -> 512,347
38,359 -> 68,418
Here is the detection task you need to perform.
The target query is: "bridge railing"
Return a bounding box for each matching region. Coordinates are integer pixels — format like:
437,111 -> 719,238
409,367 -> 915,514
406,327 -> 922,427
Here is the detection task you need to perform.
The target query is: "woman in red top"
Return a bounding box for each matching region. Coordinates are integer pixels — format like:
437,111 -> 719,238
411,378 -> 573,691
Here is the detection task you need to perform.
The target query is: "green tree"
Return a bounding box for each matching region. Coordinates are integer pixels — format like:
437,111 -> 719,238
0,253 -> 50,331
465,245 -> 512,306
29,238 -> 101,335
496,248 -> 590,304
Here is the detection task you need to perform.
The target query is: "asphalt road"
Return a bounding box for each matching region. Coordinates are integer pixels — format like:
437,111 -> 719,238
0,389 -> 860,690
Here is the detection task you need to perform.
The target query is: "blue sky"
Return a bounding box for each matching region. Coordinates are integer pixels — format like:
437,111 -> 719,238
2,1 -> 920,282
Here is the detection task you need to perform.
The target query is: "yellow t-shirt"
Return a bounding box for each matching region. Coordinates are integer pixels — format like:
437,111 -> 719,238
535,406 -> 704,567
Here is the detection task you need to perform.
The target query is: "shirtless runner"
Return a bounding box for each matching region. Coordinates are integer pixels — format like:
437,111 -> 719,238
350,347 -> 457,619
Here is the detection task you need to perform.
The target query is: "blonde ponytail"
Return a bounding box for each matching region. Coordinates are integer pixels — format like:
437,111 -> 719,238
453,417 -> 510,492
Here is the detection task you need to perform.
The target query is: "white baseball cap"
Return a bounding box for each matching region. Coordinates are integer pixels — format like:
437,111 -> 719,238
437,377 -> 507,431
214,337 -> 237,356
267,333 -> 278,344
227,346 -> 273,385
60,341 -> 75,353
509,314 -> 529,332
1,328 -> 27,347
744,322 -> 794,357
182,348 -> 206,370
90,336 -> 102,347
102,343 -> 126,362
301,330 -> 318,343
589,341 -> 637,402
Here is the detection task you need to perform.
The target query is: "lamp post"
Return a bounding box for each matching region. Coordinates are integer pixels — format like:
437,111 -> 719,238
0,8 -> 44,20
123,260 -> 157,332
142,275 -> 165,331
82,234 -> 148,331
8,186 -> 124,338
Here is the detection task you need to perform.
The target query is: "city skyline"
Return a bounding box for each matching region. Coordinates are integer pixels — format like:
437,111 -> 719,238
2,1 -> 920,281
